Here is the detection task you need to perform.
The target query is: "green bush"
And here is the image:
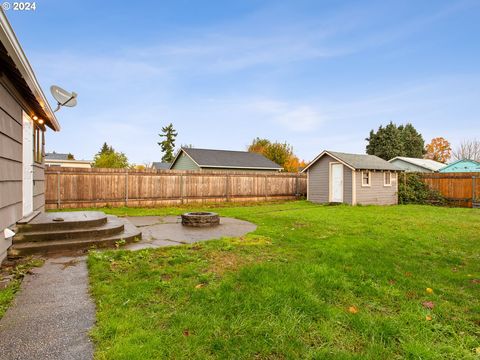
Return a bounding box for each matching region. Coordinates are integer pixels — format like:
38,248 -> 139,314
398,173 -> 445,205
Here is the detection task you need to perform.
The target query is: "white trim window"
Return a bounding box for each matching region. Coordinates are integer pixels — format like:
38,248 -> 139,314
384,171 -> 392,186
361,171 -> 371,187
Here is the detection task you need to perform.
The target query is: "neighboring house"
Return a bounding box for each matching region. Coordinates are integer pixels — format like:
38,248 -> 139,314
151,162 -> 171,170
302,150 -> 401,205
170,148 -> 283,172
439,159 -> 480,173
45,152 -> 91,168
389,156 -> 445,173
0,11 -> 61,262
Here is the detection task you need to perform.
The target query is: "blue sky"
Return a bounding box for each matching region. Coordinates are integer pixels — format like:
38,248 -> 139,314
6,0 -> 480,164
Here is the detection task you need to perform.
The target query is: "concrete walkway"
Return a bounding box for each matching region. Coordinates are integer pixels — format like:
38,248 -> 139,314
0,216 -> 256,359
0,257 -> 95,360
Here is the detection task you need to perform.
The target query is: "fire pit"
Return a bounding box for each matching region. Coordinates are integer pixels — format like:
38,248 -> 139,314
181,212 -> 220,227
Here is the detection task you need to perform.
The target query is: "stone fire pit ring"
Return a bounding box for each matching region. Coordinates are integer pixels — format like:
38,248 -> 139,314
181,212 -> 220,227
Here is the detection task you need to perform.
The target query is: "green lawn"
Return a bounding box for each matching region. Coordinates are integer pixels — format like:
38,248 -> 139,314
87,201 -> 480,359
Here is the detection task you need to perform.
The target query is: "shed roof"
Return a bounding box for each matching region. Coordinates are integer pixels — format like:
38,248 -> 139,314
171,148 -> 283,170
302,150 -> 401,172
389,157 -> 445,171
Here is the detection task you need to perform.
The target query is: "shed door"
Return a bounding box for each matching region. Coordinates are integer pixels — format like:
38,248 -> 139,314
331,163 -> 344,202
22,112 -> 34,216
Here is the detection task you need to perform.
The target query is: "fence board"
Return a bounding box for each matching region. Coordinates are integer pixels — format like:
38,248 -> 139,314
421,172 -> 480,208
45,167 -> 307,209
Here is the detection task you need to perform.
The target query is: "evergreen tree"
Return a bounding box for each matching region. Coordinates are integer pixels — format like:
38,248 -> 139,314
158,123 -> 178,163
366,122 -> 425,160
92,143 -> 129,168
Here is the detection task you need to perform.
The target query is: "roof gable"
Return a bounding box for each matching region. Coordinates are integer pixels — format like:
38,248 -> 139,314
171,148 -> 283,170
302,150 -> 400,172
389,157 -> 445,171
439,159 -> 480,172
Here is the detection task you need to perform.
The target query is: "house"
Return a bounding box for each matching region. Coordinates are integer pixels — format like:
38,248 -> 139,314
0,11 -> 61,262
151,162 -> 171,170
389,156 -> 445,173
302,150 -> 401,205
169,148 -> 283,172
438,159 -> 480,173
45,152 -> 92,168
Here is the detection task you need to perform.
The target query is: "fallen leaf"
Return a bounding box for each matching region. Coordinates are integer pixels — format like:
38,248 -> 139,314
348,306 -> 358,314
405,272 -> 412,277
195,283 -> 205,289
426,288 -> 433,294
183,329 -> 190,336
475,347 -> 480,354
425,315 -> 432,321
422,301 -> 435,309
452,267 -> 458,272
389,279 -> 396,285
471,279 -> 480,284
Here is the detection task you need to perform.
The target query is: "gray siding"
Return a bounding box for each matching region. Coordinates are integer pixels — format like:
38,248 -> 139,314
307,154 -> 353,204
355,171 -> 398,205
33,163 -> 45,212
0,82 -> 23,262
171,153 -> 200,170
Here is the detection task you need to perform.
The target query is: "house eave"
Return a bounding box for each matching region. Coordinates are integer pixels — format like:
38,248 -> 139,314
0,9 -> 60,131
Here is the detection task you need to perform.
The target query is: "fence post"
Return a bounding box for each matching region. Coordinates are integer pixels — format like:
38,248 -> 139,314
473,176 -> 476,208
265,175 -> 268,200
225,175 -> 230,202
180,174 -> 184,204
57,171 -> 61,209
125,169 -> 129,206
295,176 -> 299,197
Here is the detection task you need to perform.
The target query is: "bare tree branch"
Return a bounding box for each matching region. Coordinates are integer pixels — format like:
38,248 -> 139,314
452,139 -> 480,161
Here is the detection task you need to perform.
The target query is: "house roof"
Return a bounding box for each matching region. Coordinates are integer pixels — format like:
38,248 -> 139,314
45,152 -> 70,160
439,159 -> 480,172
152,162 -> 171,170
302,150 -> 401,172
0,10 -> 59,131
171,148 -> 283,170
389,156 -> 445,171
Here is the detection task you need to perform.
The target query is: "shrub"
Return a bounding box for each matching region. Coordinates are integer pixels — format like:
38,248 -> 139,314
398,173 -> 445,205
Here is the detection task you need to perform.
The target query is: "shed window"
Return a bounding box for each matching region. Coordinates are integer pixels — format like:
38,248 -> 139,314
384,172 -> 392,186
361,171 -> 371,186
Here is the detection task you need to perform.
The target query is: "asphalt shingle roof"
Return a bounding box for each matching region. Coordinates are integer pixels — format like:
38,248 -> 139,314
45,152 -> 70,160
152,162 -> 171,170
180,148 -> 283,169
327,151 -> 400,171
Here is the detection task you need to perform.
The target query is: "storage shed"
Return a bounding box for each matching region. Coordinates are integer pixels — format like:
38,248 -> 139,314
302,150 -> 401,205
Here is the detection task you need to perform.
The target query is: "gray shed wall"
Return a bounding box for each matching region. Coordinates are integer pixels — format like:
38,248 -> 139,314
0,81 -> 23,262
355,171 -> 398,205
307,154 -> 352,204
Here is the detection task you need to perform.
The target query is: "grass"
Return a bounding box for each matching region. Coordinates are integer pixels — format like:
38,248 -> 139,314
87,201 -> 480,359
0,257 -> 44,319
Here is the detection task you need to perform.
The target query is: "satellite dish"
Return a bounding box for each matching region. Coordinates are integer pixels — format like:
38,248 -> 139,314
50,85 -> 78,112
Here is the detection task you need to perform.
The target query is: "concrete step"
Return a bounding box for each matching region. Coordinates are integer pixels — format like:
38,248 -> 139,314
15,211 -> 108,233
13,216 -> 124,243
8,218 -> 141,257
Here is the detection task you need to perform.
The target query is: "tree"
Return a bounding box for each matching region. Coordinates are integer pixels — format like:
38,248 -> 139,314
366,122 -> 425,160
425,137 -> 451,163
92,143 -> 129,168
158,123 -> 178,163
247,138 -> 306,172
452,139 -> 480,161
67,153 -> 75,160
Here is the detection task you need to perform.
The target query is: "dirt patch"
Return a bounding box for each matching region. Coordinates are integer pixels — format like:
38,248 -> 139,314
206,251 -> 243,276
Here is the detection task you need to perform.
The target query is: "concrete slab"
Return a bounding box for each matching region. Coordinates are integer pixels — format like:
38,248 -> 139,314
0,257 -> 95,360
125,216 -> 256,250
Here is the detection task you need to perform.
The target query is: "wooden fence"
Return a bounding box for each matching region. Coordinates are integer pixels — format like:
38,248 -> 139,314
421,172 -> 480,208
45,167 -> 307,210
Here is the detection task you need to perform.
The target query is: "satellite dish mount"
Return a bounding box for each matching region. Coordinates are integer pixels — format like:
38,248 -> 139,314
50,85 -> 78,112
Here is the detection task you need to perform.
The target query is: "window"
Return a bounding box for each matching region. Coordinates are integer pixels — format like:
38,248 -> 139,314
362,171 -> 371,186
33,124 -> 44,163
384,171 -> 392,186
